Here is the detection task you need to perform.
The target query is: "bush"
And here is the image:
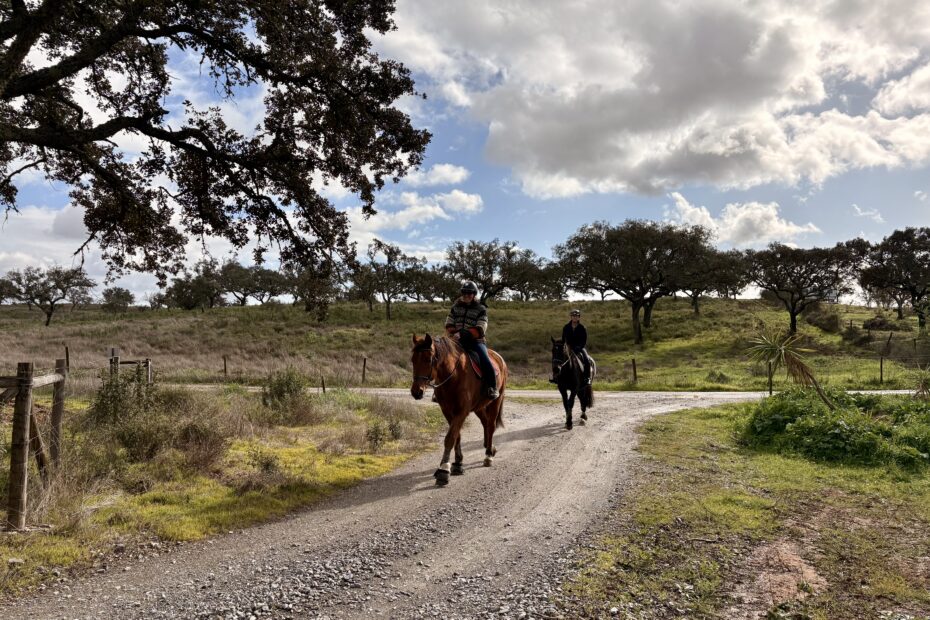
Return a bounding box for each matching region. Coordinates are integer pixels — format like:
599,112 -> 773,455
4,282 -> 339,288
366,419 -> 386,452
804,307 -> 841,333
705,370 -> 731,384
261,367 -> 308,406
88,368 -> 158,425
741,389 -> 930,468
863,315 -> 912,331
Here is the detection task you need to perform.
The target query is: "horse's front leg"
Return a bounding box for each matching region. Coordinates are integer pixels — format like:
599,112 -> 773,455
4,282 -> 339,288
560,386 -> 573,430
435,413 -> 466,486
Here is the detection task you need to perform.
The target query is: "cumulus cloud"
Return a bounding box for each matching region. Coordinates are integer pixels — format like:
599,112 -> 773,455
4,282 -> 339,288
379,0 -> 930,197
403,163 -> 471,187
667,192 -> 820,247
916,190 -> 929,202
344,189 -> 483,257
852,204 -> 885,223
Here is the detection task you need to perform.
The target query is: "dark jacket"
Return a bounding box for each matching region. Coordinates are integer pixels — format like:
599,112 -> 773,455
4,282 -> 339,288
562,321 -> 587,350
445,298 -> 489,339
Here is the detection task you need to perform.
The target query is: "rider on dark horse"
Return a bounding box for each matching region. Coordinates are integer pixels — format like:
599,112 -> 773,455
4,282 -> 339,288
553,308 -> 592,384
445,281 -> 499,399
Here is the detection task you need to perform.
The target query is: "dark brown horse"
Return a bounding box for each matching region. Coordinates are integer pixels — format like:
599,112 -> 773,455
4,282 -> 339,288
551,337 -> 595,430
410,334 -> 508,486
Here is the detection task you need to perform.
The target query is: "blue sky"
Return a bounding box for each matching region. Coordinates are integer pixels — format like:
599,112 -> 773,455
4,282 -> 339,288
2,0 -> 930,296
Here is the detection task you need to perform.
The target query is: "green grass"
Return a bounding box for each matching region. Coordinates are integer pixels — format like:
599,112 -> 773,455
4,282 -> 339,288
1,298 -> 925,392
0,389 -> 443,597
563,403 -> 930,618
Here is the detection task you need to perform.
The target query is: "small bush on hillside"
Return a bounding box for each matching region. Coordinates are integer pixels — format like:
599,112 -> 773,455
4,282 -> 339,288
741,389 -> 930,468
88,368 -> 159,425
705,370 -> 731,384
805,307 -> 841,333
841,325 -> 871,346
366,419 -> 386,452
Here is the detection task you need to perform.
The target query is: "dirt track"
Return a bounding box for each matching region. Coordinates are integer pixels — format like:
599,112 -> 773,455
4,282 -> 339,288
4,391 -> 764,619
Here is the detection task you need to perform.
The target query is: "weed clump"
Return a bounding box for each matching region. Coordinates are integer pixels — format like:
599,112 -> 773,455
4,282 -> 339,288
741,389 -> 930,468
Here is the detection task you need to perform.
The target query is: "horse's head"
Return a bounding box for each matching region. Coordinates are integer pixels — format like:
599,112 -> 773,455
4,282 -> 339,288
550,337 -> 567,379
410,333 -> 435,400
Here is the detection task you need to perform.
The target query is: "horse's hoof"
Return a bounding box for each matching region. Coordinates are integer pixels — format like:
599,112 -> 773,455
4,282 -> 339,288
581,412 -> 588,420
491,446 -> 497,457
434,469 -> 450,485
451,462 -> 465,475
483,457 -> 493,467
566,421 -> 573,430
579,418 -> 586,426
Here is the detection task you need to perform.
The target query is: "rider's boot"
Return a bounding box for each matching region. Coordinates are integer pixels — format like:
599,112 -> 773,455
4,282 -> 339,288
548,376 -> 558,384
486,380 -> 499,399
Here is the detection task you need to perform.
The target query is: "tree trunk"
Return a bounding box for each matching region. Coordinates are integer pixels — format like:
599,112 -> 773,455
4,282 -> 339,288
385,298 -> 392,320
44,309 -> 52,326
690,294 -> 700,315
896,302 -> 904,319
789,311 -> 799,334
367,297 -> 373,312
643,299 -> 656,328
918,310 -> 926,332
631,301 -> 644,345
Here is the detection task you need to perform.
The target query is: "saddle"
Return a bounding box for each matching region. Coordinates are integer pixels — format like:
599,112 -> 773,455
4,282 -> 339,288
467,350 -> 501,380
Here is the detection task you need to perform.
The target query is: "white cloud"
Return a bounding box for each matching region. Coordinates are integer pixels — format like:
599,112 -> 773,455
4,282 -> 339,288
403,163 -> 471,187
435,189 -> 483,213
380,0 -> 930,197
916,190 -> 929,202
667,192 -> 820,247
852,203 -> 885,223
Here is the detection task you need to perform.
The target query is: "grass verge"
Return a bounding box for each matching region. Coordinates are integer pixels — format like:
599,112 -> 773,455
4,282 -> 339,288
562,403 -> 930,619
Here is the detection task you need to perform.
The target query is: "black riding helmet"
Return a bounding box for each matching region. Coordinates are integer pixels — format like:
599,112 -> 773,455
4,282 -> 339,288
460,280 -> 479,295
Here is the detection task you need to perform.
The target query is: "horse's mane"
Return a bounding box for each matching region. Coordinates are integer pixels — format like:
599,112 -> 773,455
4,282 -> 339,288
434,335 -> 463,358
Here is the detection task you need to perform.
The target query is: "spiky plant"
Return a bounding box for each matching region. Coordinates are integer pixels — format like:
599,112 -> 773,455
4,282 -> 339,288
748,330 -> 835,410
913,365 -> 930,401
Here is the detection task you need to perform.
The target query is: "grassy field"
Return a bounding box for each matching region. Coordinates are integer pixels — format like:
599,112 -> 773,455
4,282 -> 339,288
563,402 -> 930,618
1,297 -> 927,392
0,383 -> 442,596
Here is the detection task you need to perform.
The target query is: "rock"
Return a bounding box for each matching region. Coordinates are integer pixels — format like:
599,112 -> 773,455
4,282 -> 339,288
7,558 -> 25,566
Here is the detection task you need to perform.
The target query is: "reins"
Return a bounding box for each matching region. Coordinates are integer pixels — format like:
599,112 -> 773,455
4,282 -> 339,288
414,338 -> 458,389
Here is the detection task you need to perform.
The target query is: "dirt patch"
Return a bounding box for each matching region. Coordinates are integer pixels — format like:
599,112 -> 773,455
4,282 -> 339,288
726,539 -> 827,619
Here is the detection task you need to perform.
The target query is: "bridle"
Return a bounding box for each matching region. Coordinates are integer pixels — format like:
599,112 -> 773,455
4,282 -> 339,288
552,344 -> 571,376
413,344 -> 457,389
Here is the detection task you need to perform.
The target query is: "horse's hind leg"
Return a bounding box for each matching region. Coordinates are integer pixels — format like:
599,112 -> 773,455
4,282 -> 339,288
565,390 -> 577,430
451,435 -> 464,475
435,413 -> 466,486
481,401 -> 503,466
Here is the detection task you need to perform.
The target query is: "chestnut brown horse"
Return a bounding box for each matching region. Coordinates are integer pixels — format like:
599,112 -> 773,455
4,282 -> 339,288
410,334 -> 508,486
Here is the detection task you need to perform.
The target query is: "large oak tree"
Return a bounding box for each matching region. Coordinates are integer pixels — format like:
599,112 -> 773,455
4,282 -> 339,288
860,228 -> 930,330
0,0 -> 430,291
6,265 -> 94,325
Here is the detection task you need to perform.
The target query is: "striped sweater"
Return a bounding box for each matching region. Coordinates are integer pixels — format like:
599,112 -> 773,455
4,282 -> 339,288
444,298 -> 489,339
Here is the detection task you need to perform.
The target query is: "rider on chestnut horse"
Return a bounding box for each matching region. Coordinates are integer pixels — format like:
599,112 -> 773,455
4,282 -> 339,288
445,281 -> 499,399
552,308 -> 592,384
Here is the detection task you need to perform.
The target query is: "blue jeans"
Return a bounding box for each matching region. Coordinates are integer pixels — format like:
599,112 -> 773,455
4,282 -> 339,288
462,333 -> 495,389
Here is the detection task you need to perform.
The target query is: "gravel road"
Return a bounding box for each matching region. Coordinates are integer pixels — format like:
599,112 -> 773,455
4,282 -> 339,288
4,391 -> 764,620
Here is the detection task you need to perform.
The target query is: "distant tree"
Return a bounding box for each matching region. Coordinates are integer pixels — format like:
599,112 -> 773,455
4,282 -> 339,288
164,260 -> 224,311
536,262 -> 571,301
712,250 -> 752,300
5,266 -> 95,325
0,1 -> 429,297
554,222 -> 614,300
562,221 -> 711,344
287,263 -> 340,322
248,267 -> 287,304
349,263 -> 378,312
445,239 -> 525,304
367,240 -> 422,319
402,261 -> 433,302
506,249 -> 547,302
424,264 -> 461,303
145,291 -> 167,309
748,243 -> 855,334
860,228 -> 930,330
0,277 -> 17,304
219,262 -> 256,306
101,287 -> 135,312
68,288 -> 94,312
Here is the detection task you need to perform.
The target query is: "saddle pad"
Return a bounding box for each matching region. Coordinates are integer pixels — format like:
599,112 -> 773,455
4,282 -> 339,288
467,351 -> 501,379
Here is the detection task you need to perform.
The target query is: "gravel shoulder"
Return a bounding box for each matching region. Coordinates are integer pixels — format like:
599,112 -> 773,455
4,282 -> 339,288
3,391 -> 763,620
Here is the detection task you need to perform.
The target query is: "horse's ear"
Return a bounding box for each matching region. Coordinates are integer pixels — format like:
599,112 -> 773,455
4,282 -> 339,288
550,336 -> 556,344
424,333 -> 433,346
412,333 -> 418,345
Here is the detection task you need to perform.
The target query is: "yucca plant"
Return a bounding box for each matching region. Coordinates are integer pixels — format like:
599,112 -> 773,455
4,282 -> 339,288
913,365 -> 930,400
748,330 -> 835,410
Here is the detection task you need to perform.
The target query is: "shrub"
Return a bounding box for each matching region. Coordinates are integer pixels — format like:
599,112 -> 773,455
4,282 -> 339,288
863,315 -> 912,331
366,419 -> 386,452
742,389 -> 930,469
705,370 -> 731,384
87,368 -> 158,426
261,367 -> 308,407
805,308 -> 841,333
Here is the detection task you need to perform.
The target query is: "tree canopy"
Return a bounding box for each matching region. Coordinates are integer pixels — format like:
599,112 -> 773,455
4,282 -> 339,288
5,265 -> 95,325
0,0 -> 430,287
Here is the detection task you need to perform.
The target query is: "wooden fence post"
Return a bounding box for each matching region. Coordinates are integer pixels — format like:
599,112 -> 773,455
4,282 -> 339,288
768,362 -> 773,396
631,358 -> 637,383
223,355 -> 228,379
51,358 -> 67,467
64,346 -> 70,372
6,362 -> 34,531
880,356 -> 884,385
321,372 -> 326,394
111,355 -> 120,377
29,411 -> 50,487
362,357 -> 367,384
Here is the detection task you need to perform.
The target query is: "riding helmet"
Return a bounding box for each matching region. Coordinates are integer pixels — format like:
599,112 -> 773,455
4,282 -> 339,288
570,308 -> 581,317
460,280 -> 479,295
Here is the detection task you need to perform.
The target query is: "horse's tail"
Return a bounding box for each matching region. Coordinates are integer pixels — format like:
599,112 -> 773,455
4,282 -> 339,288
583,384 -> 594,408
